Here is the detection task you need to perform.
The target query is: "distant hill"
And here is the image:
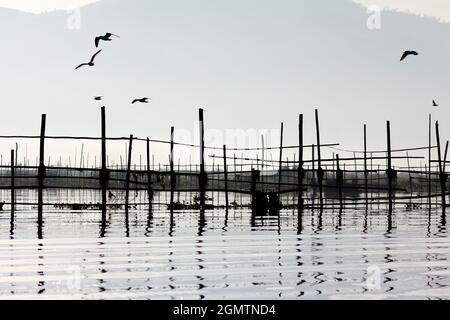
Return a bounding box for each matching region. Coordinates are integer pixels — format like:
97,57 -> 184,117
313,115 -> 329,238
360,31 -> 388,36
0,0 -> 450,166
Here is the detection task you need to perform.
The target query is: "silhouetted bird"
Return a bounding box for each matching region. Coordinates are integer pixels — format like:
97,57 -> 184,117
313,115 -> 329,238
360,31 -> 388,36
132,98 -> 150,104
433,100 -> 439,107
400,50 -> 418,61
75,50 -> 102,70
108,191 -> 116,199
94,96 -> 103,101
95,33 -> 120,48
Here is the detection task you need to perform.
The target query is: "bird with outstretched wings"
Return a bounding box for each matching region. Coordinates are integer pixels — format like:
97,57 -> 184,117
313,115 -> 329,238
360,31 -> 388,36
75,49 -> 102,70
95,33 -> 120,48
400,50 -> 418,61
132,98 -> 150,104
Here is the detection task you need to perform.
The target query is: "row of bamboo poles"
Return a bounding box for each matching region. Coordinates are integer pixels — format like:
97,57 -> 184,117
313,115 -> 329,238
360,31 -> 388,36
2,107 -> 449,227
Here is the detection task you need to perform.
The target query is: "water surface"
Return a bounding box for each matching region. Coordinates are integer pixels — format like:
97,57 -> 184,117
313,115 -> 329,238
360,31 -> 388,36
0,203 -> 449,300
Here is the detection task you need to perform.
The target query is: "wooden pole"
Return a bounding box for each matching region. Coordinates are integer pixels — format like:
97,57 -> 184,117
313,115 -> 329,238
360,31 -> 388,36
315,109 -> 324,209
199,109 -> 206,209
428,114 -> 432,209
336,154 -> 343,209
100,107 -> 107,219
125,135 -> 133,216
261,135 -> 265,171
445,140 -> 449,209
223,145 -> 229,210
436,121 -> 443,174
298,114 -> 304,212
277,122 -> 284,196
10,149 -> 15,217
444,141 -> 449,172
80,144 -> 84,168
364,124 -> 368,206
170,127 -> 175,209
38,114 -> 46,222
251,168 -> 259,210
146,138 -> 153,213
435,121 -> 446,208
15,143 -> 18,166
386,121 -> 393,215
406,152 -> 413,203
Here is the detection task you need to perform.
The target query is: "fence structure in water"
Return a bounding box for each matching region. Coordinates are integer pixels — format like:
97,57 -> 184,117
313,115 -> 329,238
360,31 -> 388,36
0,107 -> 448,221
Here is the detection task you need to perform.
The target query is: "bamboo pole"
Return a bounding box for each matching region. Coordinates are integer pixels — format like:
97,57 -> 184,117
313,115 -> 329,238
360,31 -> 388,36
223,145 -> 229,210
277,122 -> 284,197
428,114 -> 432,209
10,149 -> 15,217
364,124 -> 368,206
336,154 -> 343,209
170,127 -> 175,209
444,141 -> 449,207
406,152 -> 413,204
261,135 -> 265,171
38,114 -> 46,222
298,114 -> 304,212
435,121 -> 446,207
315,109 -> 324,209
443,141 -> 449,172
125,135 -> 133,217
199,109 -> 206,209
15,143 -> 18,166
146,138 -> 153,213
386,121 -> 393,219
100,107 -> 107,219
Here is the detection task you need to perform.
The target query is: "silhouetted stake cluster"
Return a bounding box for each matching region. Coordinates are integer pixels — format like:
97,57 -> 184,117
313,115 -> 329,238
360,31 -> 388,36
1,107 -> 449,229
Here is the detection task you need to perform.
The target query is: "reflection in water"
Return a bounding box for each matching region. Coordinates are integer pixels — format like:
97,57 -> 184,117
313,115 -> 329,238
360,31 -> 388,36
363,208 -> 368,233
441,208 -> 447,228
169,208 -> 174,237
337,208 -> 343,230
37,243 -> 45,294
9,213 -> 14,240
198,208 -> 206,237
125,210 -> 130,238
37,220 -> 43,240
1,203 -> 450,299
223,209 -> 229,231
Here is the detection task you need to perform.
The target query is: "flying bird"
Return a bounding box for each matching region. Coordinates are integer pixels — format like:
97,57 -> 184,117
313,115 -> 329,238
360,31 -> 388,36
95,33 -> 120,48
132,98 -> 151,104
433,100 -> 439,107
400,50 -> 418,62
75,50 -> 102,70
94,96 -> 103,101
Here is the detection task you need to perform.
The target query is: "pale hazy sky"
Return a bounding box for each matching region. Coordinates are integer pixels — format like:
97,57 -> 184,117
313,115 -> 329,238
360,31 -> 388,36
0,0 -> 101,13
354,0 -> 450,23
0,0 -> 450,168
2,0 -> 450,21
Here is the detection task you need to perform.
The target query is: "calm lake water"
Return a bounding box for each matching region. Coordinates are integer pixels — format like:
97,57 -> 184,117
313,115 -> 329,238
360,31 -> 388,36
0,195 -> 450,300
